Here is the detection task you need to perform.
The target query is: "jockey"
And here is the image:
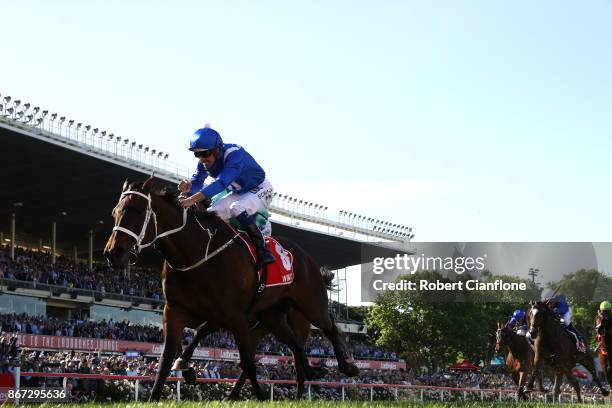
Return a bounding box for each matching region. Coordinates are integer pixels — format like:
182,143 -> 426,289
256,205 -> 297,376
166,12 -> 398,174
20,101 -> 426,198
508,309 -> 528,336
595,300 -> 612,353
596,300 -> 612,336
178,125 -> 276,269
549,294 -> 586,353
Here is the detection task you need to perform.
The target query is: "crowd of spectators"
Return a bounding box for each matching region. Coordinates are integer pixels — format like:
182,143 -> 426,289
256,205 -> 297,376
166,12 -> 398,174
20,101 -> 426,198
0,312 -> 395,361
17,349 -> 606,402
0,246 -> 162,301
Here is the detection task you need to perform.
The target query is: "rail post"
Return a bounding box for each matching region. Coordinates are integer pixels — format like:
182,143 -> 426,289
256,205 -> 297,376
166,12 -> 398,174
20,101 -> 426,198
341,385 -> 345,401
420,388 -> 424,402
308,384 -> 311,401
135,379 -> 139,401
370,386 -> 374,401
270,383 -> 274,401
394,387 -> 398,400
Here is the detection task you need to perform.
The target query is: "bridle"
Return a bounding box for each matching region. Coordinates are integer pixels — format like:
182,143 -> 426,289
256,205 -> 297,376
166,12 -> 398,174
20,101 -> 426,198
112,190 -> 239,270
113,190 -> 187,253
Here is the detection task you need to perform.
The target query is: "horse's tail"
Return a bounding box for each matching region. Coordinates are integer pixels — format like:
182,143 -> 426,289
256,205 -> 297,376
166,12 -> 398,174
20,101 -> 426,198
320,266 -> 337,292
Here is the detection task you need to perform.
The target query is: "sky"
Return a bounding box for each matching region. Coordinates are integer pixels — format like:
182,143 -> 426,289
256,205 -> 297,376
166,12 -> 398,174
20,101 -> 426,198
2,0 -> 612,249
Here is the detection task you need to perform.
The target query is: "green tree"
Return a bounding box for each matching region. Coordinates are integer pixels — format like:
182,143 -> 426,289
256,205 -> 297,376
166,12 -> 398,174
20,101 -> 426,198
365,271 -> 539,369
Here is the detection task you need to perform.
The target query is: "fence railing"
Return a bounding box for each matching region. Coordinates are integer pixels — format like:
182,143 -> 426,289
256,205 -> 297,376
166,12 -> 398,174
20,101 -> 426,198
19,372 -> 609,404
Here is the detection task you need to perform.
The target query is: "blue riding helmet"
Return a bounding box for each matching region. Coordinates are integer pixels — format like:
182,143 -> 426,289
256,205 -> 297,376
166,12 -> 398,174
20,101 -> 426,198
189,127 -> 223,151
512,309 -> 526,320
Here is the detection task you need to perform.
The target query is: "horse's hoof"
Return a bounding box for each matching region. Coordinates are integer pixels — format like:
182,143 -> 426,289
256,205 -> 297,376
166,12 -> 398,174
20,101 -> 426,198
171,358 -> 189,371
183,367 -> 197,385
306,366 -> 327,380
223,393 -> 241,401
602,388 -> 610,397
341,363 -> 360,377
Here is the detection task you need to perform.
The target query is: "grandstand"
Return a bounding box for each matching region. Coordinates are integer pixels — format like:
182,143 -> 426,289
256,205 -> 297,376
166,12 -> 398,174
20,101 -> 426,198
0,96 -> 414,346
0,92 -> 414,317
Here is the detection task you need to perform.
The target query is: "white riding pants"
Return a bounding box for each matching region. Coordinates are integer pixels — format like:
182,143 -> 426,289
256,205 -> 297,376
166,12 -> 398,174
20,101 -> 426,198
208,178 -> 274,222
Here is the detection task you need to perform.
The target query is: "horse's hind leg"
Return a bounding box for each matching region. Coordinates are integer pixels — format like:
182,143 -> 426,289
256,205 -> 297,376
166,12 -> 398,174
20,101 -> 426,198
315,313 -> 359,377
257,306 -> 322,381
228,315 -> 266,401
227,324 -> 268,400
579,353 -> 610,396
288,310 -> 310,399
150,307 -> 186,401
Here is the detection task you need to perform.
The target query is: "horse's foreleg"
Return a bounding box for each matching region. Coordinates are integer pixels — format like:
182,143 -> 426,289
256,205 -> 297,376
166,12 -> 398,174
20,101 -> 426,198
150,308 -> 185,401
565,370 -> 582,403
553,373 -> 562,403
172,321 -> 218,371
536,369 -> 547,392
517,371 -> 526,400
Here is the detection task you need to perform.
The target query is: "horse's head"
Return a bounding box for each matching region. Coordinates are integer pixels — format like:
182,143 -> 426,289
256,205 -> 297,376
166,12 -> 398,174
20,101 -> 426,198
495,322 -> 512,353
528,300 -> 548,339
104,177 -> 157,268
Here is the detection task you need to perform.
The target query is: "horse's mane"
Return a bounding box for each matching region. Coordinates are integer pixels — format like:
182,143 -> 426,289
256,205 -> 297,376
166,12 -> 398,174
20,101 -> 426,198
125,179 -> 227,228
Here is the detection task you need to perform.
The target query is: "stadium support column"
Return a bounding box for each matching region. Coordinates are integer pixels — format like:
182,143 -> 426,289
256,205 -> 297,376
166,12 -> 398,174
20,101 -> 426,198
10,213 -> 15,260
51,221 -> 57,265
88,229 -> 94,273
73,245 -> 78,264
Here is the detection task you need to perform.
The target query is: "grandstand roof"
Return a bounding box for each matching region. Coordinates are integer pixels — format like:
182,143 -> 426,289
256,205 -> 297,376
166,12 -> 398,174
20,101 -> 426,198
0,123 -> 406,269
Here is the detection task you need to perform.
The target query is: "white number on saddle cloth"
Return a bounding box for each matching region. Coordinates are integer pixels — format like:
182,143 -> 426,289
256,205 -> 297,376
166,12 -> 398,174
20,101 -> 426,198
274,242 -> 293,271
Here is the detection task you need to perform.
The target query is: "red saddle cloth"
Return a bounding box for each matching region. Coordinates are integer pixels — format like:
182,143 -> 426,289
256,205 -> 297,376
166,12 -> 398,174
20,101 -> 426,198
237,234 -> 295,286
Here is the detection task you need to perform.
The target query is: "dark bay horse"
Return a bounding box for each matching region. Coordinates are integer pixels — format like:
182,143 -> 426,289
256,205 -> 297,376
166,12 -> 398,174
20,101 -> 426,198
104,178 -> 358,400
175,305 -> 313,398
495,322 -> 547,399
528,300 -> 609,402
596,312 -> 612,388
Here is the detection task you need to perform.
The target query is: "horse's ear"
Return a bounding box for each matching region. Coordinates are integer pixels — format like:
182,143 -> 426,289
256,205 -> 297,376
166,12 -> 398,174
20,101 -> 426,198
122,178 -> 131,192
142,176 -> 156,193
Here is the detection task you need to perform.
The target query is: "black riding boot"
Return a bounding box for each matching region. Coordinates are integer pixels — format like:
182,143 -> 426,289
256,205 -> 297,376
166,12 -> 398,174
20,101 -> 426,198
237,212 -> 275,269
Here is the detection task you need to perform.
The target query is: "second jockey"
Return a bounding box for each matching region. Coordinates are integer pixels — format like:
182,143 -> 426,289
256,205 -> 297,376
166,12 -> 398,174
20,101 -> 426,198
549,294 -> 586,353
508,309 -> 528,336
178,125 -> 276,269
595,300 -> 612,353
